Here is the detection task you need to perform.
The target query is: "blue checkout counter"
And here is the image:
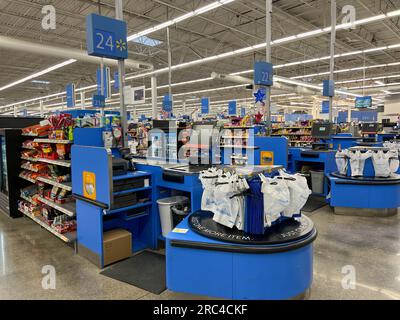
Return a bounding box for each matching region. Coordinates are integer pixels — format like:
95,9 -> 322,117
328,146 -> 400,216
71,129 -> 317,299
288,147 -> 336,197
166,211 -> 317,300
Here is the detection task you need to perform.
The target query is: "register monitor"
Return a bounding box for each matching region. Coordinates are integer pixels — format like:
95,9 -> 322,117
359,123 -> 379,145
311,123 -> 333,150
361,123 -> 379,134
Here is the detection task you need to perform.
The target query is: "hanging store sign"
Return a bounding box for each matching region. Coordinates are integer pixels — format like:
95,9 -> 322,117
322,80 -> 335,97
254,61 -> 273,86
240,107 -> 246,118
96,67 -> 111,98
66,83 -> 75,108
114,72 -> 119,91
201,97 -> 209,114
86,13 -> 128,60
355,96 -> 372,109
228,100 -> 237,116
163,94 -> 173,112
92,94 -> 106,108
321,101 -> 329,114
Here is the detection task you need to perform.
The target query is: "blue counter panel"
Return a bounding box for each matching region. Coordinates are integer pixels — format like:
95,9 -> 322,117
77,201 -> 103,257
329,176 -> 400,209
166,217 -> 314,300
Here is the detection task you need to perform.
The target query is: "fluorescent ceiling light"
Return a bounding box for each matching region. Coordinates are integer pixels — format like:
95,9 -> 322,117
127,0 -> 237,42
0,59 -> 76,92
31,80 -> 51,85
291,60 -> 400,80
6,7 -> 400,110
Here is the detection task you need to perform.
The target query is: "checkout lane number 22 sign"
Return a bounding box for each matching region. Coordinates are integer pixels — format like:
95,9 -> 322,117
86,14 -> 128,60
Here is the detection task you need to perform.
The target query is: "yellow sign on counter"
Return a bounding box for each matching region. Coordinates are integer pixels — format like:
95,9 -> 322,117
83,171 -> 96,200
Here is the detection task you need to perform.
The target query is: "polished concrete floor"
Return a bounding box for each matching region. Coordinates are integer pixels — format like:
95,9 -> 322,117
0,206 -> 399,300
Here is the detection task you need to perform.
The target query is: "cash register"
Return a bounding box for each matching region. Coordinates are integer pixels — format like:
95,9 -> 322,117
311,123 -> 333,151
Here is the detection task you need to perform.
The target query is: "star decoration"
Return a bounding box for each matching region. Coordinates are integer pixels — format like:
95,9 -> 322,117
116,39 -> 127,51
254,88 -> 266,105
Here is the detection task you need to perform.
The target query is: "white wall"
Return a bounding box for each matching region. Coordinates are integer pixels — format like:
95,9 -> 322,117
379,95 -> 400,122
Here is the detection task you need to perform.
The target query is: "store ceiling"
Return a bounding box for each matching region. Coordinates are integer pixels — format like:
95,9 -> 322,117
0,0 -> 400,115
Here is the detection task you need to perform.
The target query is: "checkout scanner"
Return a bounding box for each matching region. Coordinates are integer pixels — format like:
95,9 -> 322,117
311,122 -> 334,151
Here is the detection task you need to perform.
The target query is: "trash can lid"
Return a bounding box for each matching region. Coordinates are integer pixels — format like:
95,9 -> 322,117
156,196 -> 188,205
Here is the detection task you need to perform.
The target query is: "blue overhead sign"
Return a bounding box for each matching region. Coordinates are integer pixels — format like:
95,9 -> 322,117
66,83 -> 75,108
355,96 -> 372,108
321,100 -> 329,114
228,100 -> 237,116
254,61 -> 273,86
114,71 -> 119,91
96,67 -> 111,98
86,13 -> 128,60
323,80 -> 335,97
92,94 -> 106,108
241,107 -> 246,117
201,97 -> 209,114
163,94 -> 173,112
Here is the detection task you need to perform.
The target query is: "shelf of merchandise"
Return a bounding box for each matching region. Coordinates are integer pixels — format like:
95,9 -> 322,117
21,156 -> 38,162
18,208 -> 76,243
34,138 -> 73,144
36,158 -> 71,168
21,133 -> 47,137
21,163 -> 39,172
36,177 -> 72,191
19,173 -> 37,183
20,194 -> 38,205
37,196 -> 76,217
19,127 -> 76,242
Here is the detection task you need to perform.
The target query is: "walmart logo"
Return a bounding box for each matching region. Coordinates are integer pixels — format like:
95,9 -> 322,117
116,39 -> 126,51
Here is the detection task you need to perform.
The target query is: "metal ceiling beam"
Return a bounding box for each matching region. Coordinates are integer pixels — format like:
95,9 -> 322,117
0,35 -> 153,70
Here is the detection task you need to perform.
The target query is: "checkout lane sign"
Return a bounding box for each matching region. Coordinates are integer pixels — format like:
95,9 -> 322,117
86,13 -> 128,60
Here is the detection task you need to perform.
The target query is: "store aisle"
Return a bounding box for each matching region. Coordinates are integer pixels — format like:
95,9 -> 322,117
0,207 -> 399,300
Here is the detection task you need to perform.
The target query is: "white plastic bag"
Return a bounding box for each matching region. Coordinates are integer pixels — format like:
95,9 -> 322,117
259,174 -> 290,227
199,168 -> 220,212
372,150 -> 392,177
348,150 -> 372,177
279,170 -> 311,217
335,150 -> 348,175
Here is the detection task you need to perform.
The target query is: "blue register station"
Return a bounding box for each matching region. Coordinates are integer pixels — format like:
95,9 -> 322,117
71,124 -> 318,299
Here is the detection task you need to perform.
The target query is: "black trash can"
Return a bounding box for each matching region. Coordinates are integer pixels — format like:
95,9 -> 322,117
171,204 -> 191,228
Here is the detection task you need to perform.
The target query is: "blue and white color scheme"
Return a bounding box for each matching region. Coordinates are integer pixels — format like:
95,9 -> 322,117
86,13 -> 128,60
66,83 -> 75,108
322,80 -> 335,97
321,100 -> 329,114
228,100 -> 237,115
114,71 -> 119,91
201,97 -> 209,114
254,61 -> 273,86
163,94 -> 173,112
92,94 -> 106,108
96,67 -> 111,98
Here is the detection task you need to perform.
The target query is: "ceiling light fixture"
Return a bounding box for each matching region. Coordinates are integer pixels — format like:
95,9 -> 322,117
0,59 -> 76,92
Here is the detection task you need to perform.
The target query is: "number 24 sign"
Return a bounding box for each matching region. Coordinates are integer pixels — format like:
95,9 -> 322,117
86,13 -> 128,60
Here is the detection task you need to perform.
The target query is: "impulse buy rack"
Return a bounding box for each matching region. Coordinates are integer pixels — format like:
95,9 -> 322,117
18,130 -> 76,246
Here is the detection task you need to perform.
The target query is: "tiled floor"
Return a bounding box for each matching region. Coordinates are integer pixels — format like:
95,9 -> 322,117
0,206 -> 399,300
